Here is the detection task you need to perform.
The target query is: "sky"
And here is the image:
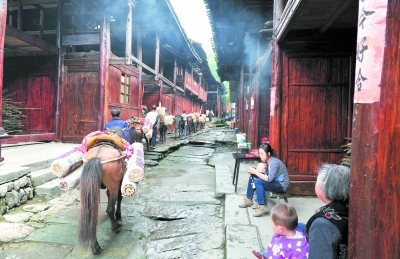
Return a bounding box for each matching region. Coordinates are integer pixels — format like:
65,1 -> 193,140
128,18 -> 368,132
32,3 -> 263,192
169,0 -> 213,53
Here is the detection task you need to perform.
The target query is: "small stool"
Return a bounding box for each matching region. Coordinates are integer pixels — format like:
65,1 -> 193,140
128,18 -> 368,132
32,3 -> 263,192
271,192 -> 291,203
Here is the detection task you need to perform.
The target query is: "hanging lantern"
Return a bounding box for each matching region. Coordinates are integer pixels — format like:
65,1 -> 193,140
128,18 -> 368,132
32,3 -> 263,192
250,95 -> 255,110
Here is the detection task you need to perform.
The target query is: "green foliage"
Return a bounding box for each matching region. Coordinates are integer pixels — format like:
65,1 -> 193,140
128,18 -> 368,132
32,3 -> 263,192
206,52 -> 230,103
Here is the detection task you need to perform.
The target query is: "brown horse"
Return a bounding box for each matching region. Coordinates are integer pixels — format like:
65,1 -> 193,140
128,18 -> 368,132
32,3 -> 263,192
127,117 -> 150,151
78,126 -> 126,255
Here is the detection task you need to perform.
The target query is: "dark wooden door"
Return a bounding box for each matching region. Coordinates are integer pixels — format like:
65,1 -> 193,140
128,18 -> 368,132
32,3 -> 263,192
25,77 -> 54,133
282,54 -> 353,194
61,73 -> 99,143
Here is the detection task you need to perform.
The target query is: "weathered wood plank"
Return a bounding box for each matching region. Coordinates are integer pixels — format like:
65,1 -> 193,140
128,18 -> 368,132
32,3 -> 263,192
6,25 -> 58,54
0,133 -> 56,144
62,34 -> 100,46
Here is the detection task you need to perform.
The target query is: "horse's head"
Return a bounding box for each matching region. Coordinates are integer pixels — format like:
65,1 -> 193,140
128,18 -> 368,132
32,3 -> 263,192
106,126 -> 125,139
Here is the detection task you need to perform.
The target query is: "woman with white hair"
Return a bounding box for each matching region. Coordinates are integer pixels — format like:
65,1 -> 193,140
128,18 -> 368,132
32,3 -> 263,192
300,164 -> 350,259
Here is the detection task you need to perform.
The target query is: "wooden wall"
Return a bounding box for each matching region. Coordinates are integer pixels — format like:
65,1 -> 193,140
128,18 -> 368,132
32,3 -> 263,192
61,53 -> 142,143
4,56 -> 57,134
106,65 -> 141,122
286,53 -> 352,194
270,50 -> 354,195
60,72 -> 99,143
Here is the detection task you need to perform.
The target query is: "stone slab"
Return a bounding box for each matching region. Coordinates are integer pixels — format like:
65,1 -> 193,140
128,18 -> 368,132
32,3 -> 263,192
0,166 -> 31,185
226,224 -> 260,259
0,243 -> 72,258
0,222 -> 35,242
29,167 -> 57,187
215,164 -> 236,198
225,194 -> 250,226
34,178 -> 63,200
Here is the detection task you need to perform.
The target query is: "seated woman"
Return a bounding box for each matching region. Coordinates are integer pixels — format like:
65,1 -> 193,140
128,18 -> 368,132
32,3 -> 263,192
300,164 -> 350,259
239,143 -> 290,217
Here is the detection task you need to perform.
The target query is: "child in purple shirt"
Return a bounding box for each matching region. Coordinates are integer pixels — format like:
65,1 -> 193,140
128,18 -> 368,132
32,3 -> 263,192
252,203 -> 309,259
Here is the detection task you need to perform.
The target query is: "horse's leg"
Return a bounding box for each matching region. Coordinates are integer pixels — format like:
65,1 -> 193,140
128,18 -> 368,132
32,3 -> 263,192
160,127 -> 164,143
106,189 -> 121,233
144,132 -> 150,151
115,185 -> 123,224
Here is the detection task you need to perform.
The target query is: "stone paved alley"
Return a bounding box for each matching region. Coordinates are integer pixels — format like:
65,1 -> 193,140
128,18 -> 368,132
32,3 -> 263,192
0,123 -> 323,259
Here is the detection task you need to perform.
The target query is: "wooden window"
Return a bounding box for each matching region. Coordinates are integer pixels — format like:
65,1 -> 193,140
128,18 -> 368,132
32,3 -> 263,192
120,73 -> 131,104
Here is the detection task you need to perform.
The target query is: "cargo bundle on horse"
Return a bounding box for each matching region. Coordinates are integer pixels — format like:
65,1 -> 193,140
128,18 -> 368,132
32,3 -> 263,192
159,114 -> 175,143
199,114 -> 207,130
187,113 -> 197,134
77,127 -> 127,254
50,127 -> 145,255
127,116 -> 150,151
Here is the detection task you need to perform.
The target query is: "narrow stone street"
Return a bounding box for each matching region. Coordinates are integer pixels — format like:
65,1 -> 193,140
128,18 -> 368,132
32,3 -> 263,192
0,126 -> 236,259
0,125 -> 323,259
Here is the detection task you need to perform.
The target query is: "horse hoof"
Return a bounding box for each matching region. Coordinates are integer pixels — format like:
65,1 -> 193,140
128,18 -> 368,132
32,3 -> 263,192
112,224 -> 122,233
92,243 -> 102,255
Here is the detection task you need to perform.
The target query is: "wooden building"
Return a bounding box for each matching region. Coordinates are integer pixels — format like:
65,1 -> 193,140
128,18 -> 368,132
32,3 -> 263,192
0,0 -> 221,158
206,0 -> 399,257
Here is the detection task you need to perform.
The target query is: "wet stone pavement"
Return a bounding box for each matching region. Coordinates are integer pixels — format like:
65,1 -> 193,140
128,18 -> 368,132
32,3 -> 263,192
0,126 -> 237,259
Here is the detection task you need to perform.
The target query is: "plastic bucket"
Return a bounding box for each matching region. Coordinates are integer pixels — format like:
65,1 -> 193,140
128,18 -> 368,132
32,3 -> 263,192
234,128 -> 239,134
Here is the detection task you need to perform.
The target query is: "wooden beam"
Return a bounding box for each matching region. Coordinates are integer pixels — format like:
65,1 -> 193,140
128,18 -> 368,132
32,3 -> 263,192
154,31 -> 160,80
0,133 -> 56,144
62,34 -> 100,46
130,54 -> 157,75
319,0 -> 356,34
55,0 -> 63,141
274,0 -> 308,43
97,15 -> 108,131
17,0 -> 22,30
7,0 -> 58,7
4,43 -> 29,53
125,2 -> 132,65
6,25 -> 58,54
0,0 -> 6,161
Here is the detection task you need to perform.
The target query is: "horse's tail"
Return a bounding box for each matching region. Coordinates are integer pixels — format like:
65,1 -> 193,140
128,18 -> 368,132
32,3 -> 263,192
129,127 -> 136,144
78,157 -> 102,250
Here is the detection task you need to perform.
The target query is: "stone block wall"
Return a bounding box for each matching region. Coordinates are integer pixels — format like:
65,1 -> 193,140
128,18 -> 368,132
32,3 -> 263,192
0,176 -> 34,215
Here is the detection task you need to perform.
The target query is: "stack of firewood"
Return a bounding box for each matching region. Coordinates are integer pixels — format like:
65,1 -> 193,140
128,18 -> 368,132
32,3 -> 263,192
341,141 -> 351,167
2,90 -> 25,135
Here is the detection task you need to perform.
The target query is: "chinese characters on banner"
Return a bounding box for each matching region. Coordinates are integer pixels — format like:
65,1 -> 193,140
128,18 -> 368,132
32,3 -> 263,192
354,0 -> 388,103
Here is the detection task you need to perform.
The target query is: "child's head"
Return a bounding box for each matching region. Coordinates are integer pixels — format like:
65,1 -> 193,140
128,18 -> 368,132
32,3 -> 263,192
270,203 -> 298,234
256,162 -> 267,172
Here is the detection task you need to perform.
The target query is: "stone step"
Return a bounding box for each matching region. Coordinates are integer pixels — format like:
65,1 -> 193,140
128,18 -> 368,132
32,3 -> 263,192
22,158 -> 57,172
34,178 -> 63,200
29,167 -> 57,187
0,166 -> 31,185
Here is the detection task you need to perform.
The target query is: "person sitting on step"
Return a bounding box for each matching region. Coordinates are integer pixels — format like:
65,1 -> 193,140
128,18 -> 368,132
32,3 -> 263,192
239,143 -> 290,217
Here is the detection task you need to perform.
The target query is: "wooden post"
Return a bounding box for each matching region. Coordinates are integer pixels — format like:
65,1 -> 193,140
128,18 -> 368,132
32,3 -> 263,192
239,62 -> 244,132
172,56 -> 177,113
97,15 -> 108,130
269,43 -> 282,157
269,0 -> 285,155
125,2 -> 132,65
348,0 -> 399,258
39,10 -> 44,39
137,27 -> 143,102
17,0 -> 21,30
154,31 -> 160,80
0,0 -> 7,162
55,0 -> 64,141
